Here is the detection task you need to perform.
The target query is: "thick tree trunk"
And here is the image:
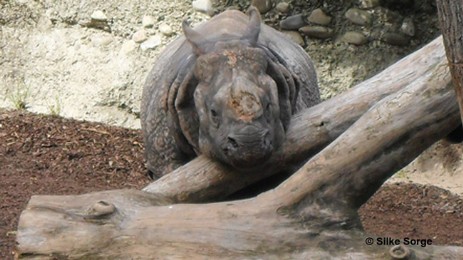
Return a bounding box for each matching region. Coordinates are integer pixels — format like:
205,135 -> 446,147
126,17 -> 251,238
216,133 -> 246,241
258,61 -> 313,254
437,0 -> 463,124
16,37 -> 463,259
143,36 -> 453,203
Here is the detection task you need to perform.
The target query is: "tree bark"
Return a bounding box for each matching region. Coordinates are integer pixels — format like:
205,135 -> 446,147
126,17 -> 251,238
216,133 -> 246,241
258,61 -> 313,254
16,37 -> 463,259
143,36 -> 452,203
437,0 -> 463,124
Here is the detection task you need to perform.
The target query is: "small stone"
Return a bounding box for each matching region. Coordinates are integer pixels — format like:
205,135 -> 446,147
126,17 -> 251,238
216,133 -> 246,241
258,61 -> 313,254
299,26 -> 334,39
400,18 -> 415,37
308,8 -> 331,25
381,32 -> 410,46
91,10 -> 107,21
358,0 -> 380,9
341,31 -> 368,45
140,35 -> 162,50
119,40 -> 137,55
282,30 -> 304,46
91,35 -> 113,47
37,16 -> 53,31
142,15 -> 156,28
252,0 -> 274,14
375,7 -> 403,24
159,23 -> 174,36
370,28 -> 382,40
280,14 -> 306,30
345,8 -> 372,26
275,2 -> 290,13
132,29 -> 148,43
192,0 -> 213,15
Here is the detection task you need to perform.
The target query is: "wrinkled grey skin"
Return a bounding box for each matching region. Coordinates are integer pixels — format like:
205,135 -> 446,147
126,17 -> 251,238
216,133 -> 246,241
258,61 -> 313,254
141,7 -> 320,178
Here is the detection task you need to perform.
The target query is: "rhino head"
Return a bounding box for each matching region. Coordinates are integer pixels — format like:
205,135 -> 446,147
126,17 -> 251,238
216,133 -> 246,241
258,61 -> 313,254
182,8 -> 286,169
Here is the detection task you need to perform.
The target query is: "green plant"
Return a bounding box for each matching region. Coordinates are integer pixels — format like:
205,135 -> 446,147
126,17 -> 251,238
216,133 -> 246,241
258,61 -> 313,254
48,96 -> 62,116
6,81 -> 30,110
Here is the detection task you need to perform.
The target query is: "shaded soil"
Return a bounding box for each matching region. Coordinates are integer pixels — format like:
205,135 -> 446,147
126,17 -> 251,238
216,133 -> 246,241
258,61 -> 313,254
360,183 -> 463,246
0,109 -> 151,259
1,110 -> 462,259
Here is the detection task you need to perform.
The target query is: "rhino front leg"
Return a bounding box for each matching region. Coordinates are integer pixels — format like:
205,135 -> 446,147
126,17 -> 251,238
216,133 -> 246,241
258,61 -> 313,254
144,122 -> 187,179
142,75 -> 195,179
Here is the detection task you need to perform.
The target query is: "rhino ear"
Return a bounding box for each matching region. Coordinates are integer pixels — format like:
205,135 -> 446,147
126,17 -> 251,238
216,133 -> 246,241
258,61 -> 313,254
182,20 -> 206,55
242,6 -> 262,46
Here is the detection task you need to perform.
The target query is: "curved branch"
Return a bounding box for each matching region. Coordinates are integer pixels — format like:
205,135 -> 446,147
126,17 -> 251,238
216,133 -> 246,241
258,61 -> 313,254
261,53 -> 459,215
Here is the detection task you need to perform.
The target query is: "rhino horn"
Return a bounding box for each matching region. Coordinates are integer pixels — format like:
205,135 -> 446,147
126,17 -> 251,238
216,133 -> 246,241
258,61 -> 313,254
242,6 -> 262,46
182,20 -> 206,55
230,75 -> 263,121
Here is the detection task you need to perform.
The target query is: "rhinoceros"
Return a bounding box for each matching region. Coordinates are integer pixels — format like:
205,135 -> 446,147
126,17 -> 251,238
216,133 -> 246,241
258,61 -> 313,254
141,7 -> 320,178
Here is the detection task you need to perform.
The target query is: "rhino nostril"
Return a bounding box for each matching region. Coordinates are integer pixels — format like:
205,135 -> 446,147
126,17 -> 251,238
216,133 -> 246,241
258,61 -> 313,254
227,137 -> 239,149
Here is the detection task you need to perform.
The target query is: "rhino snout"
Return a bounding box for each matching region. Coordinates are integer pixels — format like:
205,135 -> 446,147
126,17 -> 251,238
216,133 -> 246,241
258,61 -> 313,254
221,126 -> 273,168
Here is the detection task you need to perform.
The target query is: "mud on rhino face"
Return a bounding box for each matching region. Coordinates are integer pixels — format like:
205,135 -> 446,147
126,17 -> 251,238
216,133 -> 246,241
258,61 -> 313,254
193,46 -> 285,169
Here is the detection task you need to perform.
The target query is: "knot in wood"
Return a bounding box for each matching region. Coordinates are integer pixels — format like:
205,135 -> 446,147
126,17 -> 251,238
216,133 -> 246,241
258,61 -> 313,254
389,244 -> 411,259
276,206 -> 291,216
87,200 -> 116,217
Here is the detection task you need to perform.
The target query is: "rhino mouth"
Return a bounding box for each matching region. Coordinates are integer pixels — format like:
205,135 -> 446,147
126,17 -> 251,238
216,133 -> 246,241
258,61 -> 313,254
220,128 -> 274,169
224,150 -> 273,169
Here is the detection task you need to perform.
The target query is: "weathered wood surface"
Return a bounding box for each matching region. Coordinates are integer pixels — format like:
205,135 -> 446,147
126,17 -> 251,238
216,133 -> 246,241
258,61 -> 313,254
17,191 -> 463,259
16,36 -> 463,259
437,0 -> 463,123
143,36 -> 452,203
262,51 -> 460,212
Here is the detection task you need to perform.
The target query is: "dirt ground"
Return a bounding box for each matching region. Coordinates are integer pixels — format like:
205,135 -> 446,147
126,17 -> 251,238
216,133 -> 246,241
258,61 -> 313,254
1,109 -> 463,258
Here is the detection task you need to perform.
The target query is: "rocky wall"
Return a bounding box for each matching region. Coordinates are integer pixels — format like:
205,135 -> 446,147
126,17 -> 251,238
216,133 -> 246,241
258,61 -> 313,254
1,0 -> 441,128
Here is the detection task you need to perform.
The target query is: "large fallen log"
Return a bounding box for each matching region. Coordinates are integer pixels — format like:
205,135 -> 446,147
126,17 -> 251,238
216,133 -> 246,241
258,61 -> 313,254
438,0 -> 463,123
143,36 -> 453,203
16,36 -> 463,258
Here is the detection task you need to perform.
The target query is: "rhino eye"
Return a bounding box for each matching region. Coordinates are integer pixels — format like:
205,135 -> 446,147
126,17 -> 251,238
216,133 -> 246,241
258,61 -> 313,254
265,103 -> 272,116
265,103 -> 272,123
210,109 -> 220,127
266,103 -> 271,112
